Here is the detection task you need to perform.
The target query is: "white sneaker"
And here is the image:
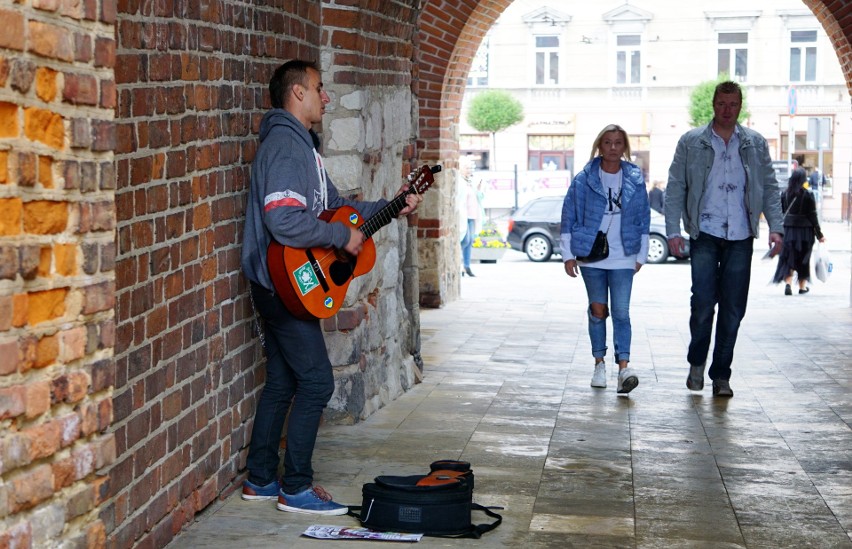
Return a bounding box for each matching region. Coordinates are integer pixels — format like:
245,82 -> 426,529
617,367 -> 639,394
591,362 -> 607,388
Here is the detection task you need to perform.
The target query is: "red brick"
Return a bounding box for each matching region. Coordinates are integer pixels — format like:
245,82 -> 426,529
74,32 -> 92,62
87,520 -> 106,548
0,385 -> 25,420
25,380 -> 51,418
9,465 -> 53,513
53,456 -> 76,489
63,72 -> 99,106
83,280 -> 115,315
35,333 -> 58,364
0,10 -> 24,50
0,338 -> 16,375
94,36 -> 115,67
66,370 -> 90,403
27,20 -> 74,62
25,420 -> 63,460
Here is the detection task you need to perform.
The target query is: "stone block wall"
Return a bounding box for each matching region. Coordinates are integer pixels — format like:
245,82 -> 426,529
0,1 -> 117,547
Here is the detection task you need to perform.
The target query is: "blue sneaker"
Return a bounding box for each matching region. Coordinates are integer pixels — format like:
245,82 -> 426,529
277,485 -> 348,515
241,479 -> 280,501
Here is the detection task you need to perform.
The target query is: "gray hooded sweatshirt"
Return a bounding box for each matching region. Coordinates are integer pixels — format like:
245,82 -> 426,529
241,109 -> 388,291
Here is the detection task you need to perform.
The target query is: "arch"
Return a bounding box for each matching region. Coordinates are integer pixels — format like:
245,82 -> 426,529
415,0 -> 852,309
415,0 -> 512,307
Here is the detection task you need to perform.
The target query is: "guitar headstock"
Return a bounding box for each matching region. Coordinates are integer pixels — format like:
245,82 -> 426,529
406,164 -> 442,195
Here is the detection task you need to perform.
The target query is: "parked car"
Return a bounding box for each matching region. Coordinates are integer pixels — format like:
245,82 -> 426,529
506,196 -> 689,264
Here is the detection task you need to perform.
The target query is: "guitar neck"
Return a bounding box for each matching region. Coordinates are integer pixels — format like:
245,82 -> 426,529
359,189 -> 413,240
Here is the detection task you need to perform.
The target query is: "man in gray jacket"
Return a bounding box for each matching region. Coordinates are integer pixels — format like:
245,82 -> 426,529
665,81 -> 783,398
240,60 -> 421,514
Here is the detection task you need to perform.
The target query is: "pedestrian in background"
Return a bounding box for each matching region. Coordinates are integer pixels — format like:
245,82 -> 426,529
648,181 -> 665,214
459,156 -> 484,277
665,80 -> 784,398
560,124 -> 650,394
773,167 -> 824,295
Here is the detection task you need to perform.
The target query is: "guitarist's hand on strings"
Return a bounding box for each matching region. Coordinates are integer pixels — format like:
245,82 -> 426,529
395,184 -> 423,217
344,227 -> 367,256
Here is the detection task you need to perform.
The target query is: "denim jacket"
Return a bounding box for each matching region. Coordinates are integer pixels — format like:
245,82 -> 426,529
664,122 -> 784,240
560,157 -> 650,257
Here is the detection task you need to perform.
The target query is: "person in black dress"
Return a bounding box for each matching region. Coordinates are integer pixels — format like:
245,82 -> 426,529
772,167 -> 825,295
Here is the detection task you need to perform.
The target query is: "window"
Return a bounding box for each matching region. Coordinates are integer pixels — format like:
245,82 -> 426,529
460,134 -> 490,170
790,30 -> 817,82
535,36 -> 559,85
528,135 -> 574,173
616,35 -> 641,84
467,37 -> 489,87
718,32 -> 748,81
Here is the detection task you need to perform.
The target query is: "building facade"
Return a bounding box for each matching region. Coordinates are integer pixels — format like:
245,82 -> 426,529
461,0 -> 851,221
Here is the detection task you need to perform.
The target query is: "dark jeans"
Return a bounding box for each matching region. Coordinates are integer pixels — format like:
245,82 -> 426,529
247,282 -> 334,494
687,233 -> 753,381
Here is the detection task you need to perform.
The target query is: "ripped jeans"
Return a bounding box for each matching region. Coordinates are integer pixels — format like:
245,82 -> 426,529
579,267 -> 635,363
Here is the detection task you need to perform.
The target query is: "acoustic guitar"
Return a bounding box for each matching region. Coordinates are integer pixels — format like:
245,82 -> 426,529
267,164 -> 441,320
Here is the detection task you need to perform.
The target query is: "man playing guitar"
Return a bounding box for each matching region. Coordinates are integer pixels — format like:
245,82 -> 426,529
240,60 -> 421,515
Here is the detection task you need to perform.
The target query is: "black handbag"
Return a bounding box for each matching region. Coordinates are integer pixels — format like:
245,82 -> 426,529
576,230 -> 609,262
349,460 -> 502,538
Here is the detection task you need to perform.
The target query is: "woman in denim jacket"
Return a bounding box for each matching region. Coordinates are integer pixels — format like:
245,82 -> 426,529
560,124 -> 651,394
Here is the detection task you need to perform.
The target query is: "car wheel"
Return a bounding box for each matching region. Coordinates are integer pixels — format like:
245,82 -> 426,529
525,234 -> 553,262
647,234 -> 669,264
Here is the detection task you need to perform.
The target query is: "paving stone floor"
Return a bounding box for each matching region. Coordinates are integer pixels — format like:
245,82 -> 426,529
171,221 -> 852,548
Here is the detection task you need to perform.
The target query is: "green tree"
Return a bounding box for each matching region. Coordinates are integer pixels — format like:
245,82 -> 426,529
688,74 -> 750,127
466,90 -> 524,167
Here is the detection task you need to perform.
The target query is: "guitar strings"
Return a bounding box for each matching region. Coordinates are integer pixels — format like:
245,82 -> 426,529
310,170 -> 426,275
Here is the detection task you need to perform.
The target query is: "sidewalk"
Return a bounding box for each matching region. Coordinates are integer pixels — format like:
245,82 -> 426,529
170,223 -> 852,548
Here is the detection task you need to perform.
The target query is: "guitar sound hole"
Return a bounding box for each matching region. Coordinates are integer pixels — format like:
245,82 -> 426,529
329,258 -> 355,285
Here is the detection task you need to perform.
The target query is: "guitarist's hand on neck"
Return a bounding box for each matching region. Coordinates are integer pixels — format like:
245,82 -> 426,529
343,227 -> 367,256
395,184 -> 423,217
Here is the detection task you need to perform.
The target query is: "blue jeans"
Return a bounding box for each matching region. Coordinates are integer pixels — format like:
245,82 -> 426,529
247,282 -> 334,494
687,233 -> 753,381
579,267 -> 635,362
460,219 -> 475,269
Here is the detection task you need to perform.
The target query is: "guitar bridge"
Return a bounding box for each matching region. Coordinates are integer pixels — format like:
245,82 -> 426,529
305,249 -> 330,292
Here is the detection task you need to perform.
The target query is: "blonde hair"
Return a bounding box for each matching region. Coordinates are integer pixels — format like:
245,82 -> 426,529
589,124 -> 632,162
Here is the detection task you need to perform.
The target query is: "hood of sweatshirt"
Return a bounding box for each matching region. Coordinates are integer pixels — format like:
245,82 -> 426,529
258,109 -> 314,149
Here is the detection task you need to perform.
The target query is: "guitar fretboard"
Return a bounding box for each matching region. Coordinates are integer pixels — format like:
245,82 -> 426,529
360,187 -> 416,239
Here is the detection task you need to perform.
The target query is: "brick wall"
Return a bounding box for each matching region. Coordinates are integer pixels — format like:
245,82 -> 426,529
3,0 -> 850,547
805,0 -> 852,99
0,1 -> 117,547
108,2 -> 320,547
109,0 -> 424,546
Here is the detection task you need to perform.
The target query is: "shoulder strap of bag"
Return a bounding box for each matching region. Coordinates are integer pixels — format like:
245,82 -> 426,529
466,503 -> 503,538
783,196 -> 797,220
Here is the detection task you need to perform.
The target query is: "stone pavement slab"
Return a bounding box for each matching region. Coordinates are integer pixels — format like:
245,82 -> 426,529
170,222 -> 852,548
